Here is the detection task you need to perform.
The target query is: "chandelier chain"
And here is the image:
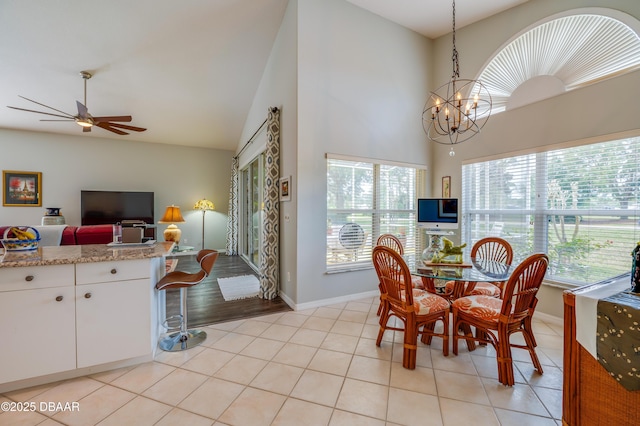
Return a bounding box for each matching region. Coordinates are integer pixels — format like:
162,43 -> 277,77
451,0 -> 459,79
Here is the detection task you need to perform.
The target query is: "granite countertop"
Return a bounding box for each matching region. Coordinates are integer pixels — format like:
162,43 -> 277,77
0,242 -> 175,268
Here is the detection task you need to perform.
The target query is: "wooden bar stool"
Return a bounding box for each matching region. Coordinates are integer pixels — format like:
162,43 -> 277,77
156,249 -> 218,351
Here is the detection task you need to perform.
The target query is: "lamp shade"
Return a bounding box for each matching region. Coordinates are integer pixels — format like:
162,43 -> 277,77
158,205 -> 185,223
193,199 -> 215,211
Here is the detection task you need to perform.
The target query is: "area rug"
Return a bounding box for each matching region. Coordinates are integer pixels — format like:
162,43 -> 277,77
217,275 -> 260,301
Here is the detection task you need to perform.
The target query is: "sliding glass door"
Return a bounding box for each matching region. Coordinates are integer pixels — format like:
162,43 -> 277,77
240,154 -> 264,270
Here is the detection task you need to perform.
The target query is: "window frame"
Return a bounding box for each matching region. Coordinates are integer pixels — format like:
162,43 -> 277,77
326,154 -> 426,273
461,131 -> 640,288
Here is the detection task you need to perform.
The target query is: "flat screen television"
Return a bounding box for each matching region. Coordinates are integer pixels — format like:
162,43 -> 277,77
417,198 -> 458,230
81,190 -> 154,226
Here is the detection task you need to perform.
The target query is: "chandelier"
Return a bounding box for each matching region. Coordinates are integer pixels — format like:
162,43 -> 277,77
423,0 -> 492,155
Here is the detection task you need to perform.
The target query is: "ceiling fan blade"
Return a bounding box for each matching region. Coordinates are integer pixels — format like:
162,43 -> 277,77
17,96 -> 75,117
76,101 -> 89,118
96,121 -> 128,135
40,119 -> 74,122
7,106 -> 75,120
103,122 -> 147,132
92,115 -> 132,123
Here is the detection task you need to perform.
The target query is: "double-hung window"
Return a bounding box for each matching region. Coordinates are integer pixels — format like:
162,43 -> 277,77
462,135 -> 640,286
326,155 -> 426,272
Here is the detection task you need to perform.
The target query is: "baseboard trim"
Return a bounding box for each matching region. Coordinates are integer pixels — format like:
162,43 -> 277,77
281,290 -> 379,312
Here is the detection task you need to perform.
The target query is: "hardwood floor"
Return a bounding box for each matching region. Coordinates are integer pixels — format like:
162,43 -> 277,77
163,252 -> 292,327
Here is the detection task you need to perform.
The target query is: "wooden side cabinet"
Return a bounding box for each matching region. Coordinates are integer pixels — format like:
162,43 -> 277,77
563,284 -> 640,426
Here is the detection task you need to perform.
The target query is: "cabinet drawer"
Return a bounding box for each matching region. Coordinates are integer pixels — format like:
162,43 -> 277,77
0,264 -> 74,292
76,259 -> 150,285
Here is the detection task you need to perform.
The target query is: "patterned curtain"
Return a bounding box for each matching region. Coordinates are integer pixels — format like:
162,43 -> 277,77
259,107 -> 280,299
225,156 -> 239,255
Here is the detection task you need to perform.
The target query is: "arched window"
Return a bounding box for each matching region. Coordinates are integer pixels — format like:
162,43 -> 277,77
473,9 -> 640,114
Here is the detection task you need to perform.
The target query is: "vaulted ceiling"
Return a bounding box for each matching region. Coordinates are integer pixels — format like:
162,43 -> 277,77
0,0 -> 528,151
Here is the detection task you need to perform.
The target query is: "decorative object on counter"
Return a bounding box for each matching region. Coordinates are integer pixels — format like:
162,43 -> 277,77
42,207 -> 65,225
632,241 -> 640,293
430,237 -> 466,264
193,198 -> 215,250
158,205 -> 185,246
1,226 -> 40,251
2,170 -> 42,207
112,224 -> 122,244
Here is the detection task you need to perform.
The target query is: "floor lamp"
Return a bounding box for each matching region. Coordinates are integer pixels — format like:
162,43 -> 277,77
194,198 -> 215,250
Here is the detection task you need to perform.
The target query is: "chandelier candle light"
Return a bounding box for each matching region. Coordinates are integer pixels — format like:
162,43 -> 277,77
423,0 -> 492,156
193,198 -> 215,250
158,205 -> 185,247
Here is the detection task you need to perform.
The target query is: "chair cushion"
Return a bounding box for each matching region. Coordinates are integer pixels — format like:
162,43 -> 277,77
452,295 -> 503,322
444,281 -> 501,297
411,275 -> 424,289
400,288 -> 449,315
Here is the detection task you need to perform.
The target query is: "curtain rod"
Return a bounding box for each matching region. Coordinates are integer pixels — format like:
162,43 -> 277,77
234,107 -> 279,160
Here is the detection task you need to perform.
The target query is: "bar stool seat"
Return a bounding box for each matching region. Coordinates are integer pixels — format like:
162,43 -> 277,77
156,249 -> 218,351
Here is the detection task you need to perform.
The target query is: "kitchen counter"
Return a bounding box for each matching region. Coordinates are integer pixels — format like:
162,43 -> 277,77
0,241 -> 174,267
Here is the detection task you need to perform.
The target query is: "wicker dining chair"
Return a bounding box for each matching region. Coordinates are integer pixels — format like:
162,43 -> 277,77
451,253 -> 549,386
375,234 -> 424,317
372,245 -> 450,369
444,237 -> 513,298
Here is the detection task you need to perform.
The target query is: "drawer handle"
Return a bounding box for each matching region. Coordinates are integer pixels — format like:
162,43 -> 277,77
55,295 -> 63,302
25,275 -> 34,282
110,268 -> 117,275
84,292 -> 92,299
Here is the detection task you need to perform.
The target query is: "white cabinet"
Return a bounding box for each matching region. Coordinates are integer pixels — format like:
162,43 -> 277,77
0,265 -> 76,383
0,258 -> 157,388
75,260 -> 152,368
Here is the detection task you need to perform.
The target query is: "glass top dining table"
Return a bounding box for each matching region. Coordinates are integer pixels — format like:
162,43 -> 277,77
412,257 -> 513,299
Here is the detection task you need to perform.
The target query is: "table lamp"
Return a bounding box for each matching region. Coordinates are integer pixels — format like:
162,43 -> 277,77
193,198 -> 215,250
158,205 -> 185,246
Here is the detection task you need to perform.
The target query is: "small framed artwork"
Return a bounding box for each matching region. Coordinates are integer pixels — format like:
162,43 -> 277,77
442,176 -> 451,198
280,176 -> 291,202
2,170 -> 42,207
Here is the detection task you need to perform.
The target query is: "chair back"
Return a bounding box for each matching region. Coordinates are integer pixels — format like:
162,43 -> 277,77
500,253 -> 549,321
372,245 -> 414,309
471,237 -> 513,265
197,249 -> 219,276
376,234 -> 404,255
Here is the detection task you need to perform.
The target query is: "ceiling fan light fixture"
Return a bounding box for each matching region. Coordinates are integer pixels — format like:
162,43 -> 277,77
75,118 -> 93,127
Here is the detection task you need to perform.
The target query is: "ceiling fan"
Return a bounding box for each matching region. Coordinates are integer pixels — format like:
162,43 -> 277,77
7,71 -> 146,135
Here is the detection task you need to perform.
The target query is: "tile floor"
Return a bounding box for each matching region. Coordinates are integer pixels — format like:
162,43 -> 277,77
0,296 -> 564,425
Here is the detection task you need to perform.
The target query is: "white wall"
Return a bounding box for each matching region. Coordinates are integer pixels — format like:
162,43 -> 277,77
237,0 -> 299,301
294,0 -> 433,305
0,129 -> 233,251
430,0 -> 640,317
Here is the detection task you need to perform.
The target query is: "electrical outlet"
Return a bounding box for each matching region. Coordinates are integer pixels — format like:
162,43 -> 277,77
287,272 -> 290,282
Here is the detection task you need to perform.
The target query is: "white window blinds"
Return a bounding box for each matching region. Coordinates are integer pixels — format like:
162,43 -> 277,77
462,136 -> 640,286
326,157 -> 425,272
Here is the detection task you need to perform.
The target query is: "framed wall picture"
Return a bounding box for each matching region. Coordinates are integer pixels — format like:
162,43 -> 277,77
2,170 -> 42,207
280,176 -> 291,202
442,176 -> 451,198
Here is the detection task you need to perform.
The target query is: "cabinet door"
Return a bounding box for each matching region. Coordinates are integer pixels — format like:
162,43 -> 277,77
0,287 -> 76,383
76,279 -> 151,368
